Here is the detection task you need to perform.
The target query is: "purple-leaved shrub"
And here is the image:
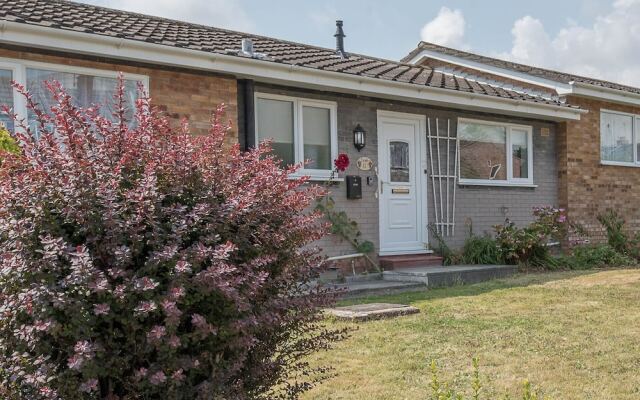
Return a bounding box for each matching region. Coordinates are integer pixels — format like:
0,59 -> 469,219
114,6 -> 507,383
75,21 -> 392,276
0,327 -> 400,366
0,77 -> 343,399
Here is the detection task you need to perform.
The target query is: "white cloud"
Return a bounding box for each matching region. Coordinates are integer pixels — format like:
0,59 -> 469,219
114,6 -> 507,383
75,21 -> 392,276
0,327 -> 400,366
499,0 -> 640,86
81,0 -> 254,32
420,7 -> 467,49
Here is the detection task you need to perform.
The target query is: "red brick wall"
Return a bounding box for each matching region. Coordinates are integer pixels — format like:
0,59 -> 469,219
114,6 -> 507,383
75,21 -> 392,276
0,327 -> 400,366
562,95 -> 640,241
0,47 -> 238,142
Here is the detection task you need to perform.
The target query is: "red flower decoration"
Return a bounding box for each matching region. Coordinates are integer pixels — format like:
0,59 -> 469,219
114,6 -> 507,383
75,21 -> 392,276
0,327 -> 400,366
334,153 -> 350,172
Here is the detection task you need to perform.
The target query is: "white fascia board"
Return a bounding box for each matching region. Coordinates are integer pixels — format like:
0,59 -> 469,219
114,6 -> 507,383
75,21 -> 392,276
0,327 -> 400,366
570,82 -> 640,108
0,21 -> 583,121
407,50 -> 573,95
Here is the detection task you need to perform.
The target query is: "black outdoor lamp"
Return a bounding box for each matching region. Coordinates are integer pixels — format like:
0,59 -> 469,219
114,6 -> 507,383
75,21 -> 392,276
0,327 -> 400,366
353,124 -> 366,152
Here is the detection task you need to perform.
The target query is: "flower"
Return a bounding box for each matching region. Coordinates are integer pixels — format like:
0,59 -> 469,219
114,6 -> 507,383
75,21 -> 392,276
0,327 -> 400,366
79,378 -> 98,393
134,300 -> 157,315
333,153 -> 349,172
147,325 -> 166,342
149,371 -> 166,386
93,303 -> 110,316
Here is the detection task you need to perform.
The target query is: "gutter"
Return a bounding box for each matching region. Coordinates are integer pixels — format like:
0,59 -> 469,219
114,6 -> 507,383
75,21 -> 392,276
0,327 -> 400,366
570,81 -> 640,108
0,20 -> 585,121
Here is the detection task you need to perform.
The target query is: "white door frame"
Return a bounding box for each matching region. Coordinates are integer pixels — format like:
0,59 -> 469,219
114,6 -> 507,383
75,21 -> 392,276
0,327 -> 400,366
377,110 -> 429,256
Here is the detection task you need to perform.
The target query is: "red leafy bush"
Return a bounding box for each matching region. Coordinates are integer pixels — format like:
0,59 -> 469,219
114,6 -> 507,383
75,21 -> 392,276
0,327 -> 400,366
0,79 -> 343,399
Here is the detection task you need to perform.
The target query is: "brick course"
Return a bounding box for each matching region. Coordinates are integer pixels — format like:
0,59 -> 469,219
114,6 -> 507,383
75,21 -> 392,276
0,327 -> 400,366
0,46 -> 238,143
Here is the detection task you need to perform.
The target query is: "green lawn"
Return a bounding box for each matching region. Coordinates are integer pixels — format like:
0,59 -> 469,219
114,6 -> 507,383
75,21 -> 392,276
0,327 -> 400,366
303,269 -> 640,400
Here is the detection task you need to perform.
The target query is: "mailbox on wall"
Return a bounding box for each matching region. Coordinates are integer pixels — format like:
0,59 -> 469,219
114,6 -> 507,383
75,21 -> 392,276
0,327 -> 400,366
346,175 -> 362,199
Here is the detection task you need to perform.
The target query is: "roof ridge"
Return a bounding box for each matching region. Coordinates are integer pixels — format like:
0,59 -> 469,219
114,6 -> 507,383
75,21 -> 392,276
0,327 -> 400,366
408,40 -> 640,94
56,0 -> 424,71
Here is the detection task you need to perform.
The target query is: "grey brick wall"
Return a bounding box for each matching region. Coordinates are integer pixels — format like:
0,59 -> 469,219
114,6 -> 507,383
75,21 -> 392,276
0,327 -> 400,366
255,84 -> 558,257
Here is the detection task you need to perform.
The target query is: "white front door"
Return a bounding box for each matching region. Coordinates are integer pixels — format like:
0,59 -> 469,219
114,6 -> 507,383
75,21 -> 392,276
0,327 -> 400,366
377,111 -> 427,255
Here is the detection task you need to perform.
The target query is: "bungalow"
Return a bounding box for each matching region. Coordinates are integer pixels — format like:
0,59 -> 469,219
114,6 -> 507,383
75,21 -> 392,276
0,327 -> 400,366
403,42 -> 640,244
0,1 -> 591,268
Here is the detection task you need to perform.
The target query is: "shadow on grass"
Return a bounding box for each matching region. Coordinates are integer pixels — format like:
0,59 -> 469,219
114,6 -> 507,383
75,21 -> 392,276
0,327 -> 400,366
337,268 -> 605,307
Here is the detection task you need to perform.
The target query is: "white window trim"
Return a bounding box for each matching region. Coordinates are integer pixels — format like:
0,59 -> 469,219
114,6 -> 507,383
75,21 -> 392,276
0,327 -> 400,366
600,108 -> 640,167
0,56 -> 149,127
254,92 -> 338,180
457,117 -> 534,186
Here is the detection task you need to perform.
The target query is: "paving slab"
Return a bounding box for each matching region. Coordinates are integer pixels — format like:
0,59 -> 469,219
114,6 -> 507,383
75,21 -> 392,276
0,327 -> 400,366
325,303 -> 420,321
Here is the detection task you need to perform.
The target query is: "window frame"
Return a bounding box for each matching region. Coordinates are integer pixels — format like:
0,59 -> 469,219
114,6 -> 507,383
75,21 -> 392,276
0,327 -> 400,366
254,92 -> 338,180
600,109 -> 640,167
0,57 -> 149,131
457,117 -> 534,186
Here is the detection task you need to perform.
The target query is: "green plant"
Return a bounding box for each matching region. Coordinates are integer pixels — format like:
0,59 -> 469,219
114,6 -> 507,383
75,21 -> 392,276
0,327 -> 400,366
494,206 -> 581,268
428,359 -> 550,400
315,195 -> 374,254
597,209 -> 630,254
0,127 -> 19,159
556,244 -> 636,269
461,234 -> 503,265
429,224 -> 462,265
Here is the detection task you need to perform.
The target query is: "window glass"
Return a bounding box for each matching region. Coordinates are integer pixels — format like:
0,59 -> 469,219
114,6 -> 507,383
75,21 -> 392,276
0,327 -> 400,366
600,111 -> 633,163
389,141 -> 410,182
0,69 -> 13,132
256,97 -> 295,167
26,68 -> 138,137
459,122 -> 507,180
511,128 -> 529,179
302,105 -> 331,170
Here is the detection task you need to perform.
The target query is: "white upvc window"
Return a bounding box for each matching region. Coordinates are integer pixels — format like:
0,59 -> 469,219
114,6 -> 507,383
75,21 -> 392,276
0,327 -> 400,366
457,118 -> 534,186
255,92 -> 338,179
600,109 -> 640,166
0,57 -> 148,137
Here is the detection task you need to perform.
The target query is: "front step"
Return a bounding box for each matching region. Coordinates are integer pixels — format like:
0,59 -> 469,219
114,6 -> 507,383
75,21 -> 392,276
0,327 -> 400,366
379,254 -> 443,270
383,265 -> 518,287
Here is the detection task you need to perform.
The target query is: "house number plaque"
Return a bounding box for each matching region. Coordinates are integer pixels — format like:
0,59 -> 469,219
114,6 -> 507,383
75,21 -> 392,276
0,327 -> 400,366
356,156 -> 373,171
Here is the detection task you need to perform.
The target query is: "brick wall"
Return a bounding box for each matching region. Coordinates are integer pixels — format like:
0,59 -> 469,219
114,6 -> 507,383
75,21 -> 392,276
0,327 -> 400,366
561,95 -> 640,241
0,46 -> 238,142
256,84 -> 559,260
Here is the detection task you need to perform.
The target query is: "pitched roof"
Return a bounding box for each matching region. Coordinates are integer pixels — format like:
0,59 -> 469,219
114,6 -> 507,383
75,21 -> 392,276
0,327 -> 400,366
403,41 -> 640,96
0,0 -> 577,109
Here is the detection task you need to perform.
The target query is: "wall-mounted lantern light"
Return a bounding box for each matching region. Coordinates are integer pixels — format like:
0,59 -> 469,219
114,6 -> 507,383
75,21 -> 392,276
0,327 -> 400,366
353,124 -> 366,152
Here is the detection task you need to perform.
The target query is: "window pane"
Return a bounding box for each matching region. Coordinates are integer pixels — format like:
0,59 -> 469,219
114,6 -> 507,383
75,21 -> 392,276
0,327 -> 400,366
601,112 -> 633,163
511,129 -> 529,179
302,105 -> 331,170
389,141 -> 410,182
26,68 -> 138,137
256,97 -> 294,167
0,69 -> 13,132
459,122 -> 507,180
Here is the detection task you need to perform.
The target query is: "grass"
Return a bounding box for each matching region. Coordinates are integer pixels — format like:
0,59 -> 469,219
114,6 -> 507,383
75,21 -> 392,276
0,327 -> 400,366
303,269 -> 640,400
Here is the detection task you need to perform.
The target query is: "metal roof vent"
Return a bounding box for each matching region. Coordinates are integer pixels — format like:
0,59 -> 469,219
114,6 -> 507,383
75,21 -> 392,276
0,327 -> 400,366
227,38 -> 269,60
334,20 -> 348,58
241,38 -> 254,56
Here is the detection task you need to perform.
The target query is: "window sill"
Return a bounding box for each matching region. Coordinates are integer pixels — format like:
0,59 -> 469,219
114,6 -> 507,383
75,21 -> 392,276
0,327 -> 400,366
458,181 -> 537,188
288,174 -> 344,183
600,161 -> 640,168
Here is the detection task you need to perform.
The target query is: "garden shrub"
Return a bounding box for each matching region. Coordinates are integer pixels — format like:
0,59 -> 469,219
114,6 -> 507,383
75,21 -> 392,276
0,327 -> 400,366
494,206 -> 574,267
0,79 -> 344,399
556,244 -> 636,270
460,234 -> 503,265
0,126 -> 19,160
597,209 -> 640,259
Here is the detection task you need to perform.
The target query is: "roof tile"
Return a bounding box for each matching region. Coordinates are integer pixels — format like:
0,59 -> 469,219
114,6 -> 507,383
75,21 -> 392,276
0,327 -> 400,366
0,0 -> 577,109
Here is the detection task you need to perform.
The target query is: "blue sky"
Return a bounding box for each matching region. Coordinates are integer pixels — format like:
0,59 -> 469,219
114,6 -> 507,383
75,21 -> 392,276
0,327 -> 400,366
80,0 -> 640,86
